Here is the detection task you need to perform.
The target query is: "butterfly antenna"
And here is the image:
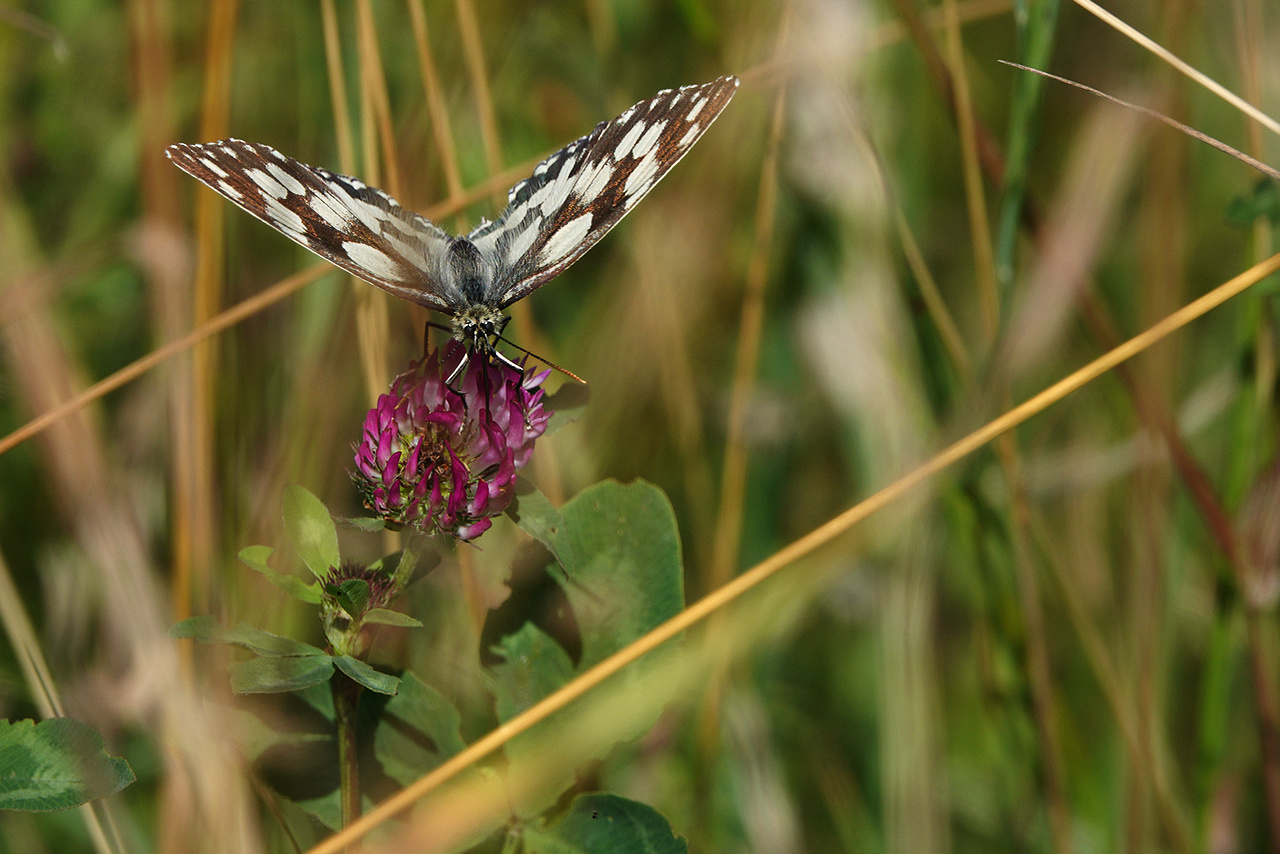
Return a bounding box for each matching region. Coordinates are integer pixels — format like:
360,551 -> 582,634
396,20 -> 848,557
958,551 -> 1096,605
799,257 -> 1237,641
421,320 -> 583,385
496,334 -> 586,384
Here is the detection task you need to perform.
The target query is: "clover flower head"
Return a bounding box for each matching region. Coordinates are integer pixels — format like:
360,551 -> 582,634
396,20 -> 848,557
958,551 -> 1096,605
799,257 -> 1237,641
352,342 -> 551,541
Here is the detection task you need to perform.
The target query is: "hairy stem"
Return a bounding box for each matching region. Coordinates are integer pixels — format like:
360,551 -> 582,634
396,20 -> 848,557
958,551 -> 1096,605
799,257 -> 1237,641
333,673 -> 363,829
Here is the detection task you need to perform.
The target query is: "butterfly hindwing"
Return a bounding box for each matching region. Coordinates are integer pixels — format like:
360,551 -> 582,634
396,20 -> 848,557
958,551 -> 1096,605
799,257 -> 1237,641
165,140 -> 459,312
472,75 -> 741,308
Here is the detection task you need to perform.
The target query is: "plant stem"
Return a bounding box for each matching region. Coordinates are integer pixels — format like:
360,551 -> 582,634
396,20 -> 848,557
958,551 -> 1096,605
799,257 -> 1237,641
333,673 -> 363,829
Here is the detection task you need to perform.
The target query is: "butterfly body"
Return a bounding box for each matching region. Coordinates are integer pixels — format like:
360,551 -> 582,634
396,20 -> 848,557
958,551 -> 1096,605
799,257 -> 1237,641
166,75 -> 740,359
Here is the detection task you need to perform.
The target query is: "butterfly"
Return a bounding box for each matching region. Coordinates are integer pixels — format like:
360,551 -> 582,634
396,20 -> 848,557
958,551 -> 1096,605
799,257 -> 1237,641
166,75 -> 739,369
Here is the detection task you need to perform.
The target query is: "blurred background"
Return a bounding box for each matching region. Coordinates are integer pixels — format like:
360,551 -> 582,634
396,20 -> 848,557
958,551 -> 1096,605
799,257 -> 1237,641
2,0 -> 1280,851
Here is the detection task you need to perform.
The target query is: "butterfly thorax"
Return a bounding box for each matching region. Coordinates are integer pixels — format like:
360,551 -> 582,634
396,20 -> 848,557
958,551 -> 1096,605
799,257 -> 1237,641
446,237 -> 509,353
447,237 -> 490,305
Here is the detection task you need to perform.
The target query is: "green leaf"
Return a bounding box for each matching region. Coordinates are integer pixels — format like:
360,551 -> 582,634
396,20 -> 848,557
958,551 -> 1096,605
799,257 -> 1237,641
495,480 -> 686,809
0,718 -> 135,811
238,545 -> 322,604
292,790 -> 343,832
231,655 -> 334,694
363,608 -> 422,628
293,681 -> 335,722
337,515 -> 386,533
374,671 -> 466,786
371,546 -> 430,591
283,484 -> 340,581
226,708 -> 330,764
290,790 -> 379,833
488,623 -> 575,723
556,480 -> 684,668
487,624 -> 577,816
1227,178 -> 1280,227
541,382 -> 590,437
333,656 -> 400,695
507,480 -> 578,570
324,578 -> 369,617
170,616 -> 326,657
366,549 -> 401,575
521,793 -> 686,854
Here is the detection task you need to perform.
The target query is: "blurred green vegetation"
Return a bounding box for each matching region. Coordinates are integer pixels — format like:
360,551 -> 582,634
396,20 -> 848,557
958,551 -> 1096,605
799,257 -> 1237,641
1,0 -> 1280,852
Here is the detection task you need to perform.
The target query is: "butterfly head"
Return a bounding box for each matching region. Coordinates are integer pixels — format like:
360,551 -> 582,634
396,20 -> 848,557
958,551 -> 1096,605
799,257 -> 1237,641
451,304 -> 510,355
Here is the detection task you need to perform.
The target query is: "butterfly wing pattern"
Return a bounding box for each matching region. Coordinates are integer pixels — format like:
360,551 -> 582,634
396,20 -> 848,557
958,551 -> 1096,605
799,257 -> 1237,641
165,141 -> 458,311
166,74 -> 739,353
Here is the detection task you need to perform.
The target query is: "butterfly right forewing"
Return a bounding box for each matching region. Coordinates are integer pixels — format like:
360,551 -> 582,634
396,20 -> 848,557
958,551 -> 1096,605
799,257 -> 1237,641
470,75 -> 740,309
166,139 -> 462,313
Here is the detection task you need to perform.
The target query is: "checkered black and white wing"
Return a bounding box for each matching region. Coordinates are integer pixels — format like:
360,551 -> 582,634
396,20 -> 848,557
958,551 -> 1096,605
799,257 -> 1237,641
165,140 -> 461,313
468,74 -> 740,309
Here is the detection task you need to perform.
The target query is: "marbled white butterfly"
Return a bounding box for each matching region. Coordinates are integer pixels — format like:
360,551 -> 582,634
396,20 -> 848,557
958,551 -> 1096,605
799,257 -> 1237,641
167,75 -> 739,365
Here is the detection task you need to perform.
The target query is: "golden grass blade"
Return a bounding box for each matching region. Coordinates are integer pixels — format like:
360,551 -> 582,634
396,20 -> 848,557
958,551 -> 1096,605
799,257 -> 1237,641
356,0 -> 400,197
1001,61 -> 1280,182
1071,0 -> 1280,138
943,0 -> 999,338
0,265 -> 325,458
351,0 -> 394,404
321,0 -> 356,171
455,0 -> 502,184
179,0 -> 239,625
407,0 -> 464,201
711,30 -> 786,592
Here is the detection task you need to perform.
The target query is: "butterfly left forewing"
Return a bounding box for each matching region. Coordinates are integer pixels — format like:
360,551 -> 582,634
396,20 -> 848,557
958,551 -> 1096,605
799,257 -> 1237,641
166,140 -> 461,312
473,75 -> 740,308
